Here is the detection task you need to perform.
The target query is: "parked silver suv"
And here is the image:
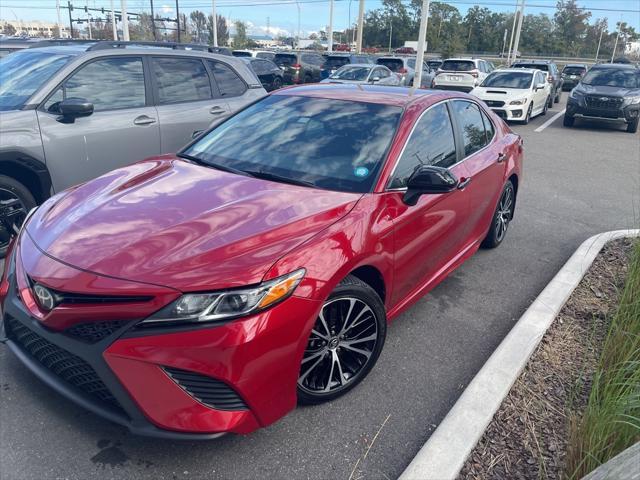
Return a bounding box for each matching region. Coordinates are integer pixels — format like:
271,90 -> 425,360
0,41 -> 266,255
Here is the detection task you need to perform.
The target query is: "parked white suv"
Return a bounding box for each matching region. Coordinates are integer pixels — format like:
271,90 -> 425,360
471,68 -> 552,123
432,58 -> 494,93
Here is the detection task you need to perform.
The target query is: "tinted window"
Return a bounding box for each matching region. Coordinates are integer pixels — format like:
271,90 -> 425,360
581,68 -> 640,88
0,50 -> 74,111
441,60 -> 475,71
563,66 -> 586,75
184,95 -> 401,194
325,56 -> 350,69
255,52 -> 275,60
250,59 -> 267,74
389,103 -> 457,189
513,63 -> 549,72
274,53 -> 297,66
65,57 -> 145,111
481,71 -> 533,89
152,57 -> 211,104
377,58 -> 403,72
330,66 -> 370,81
232,51 -> 252,57
452,101 -> 488,157
208,61 -> 247,97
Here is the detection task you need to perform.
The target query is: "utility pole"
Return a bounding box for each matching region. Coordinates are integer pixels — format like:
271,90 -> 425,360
327,0 -> 334,52
110,0 -> 117,39
121,0 -> 129,41
176,0 -> 181,42
388,17 -> 392,53
348,0 -> 353,47
212,0 -> 218,46
511,0 -> 525,66
296,0 -> 301,48
86,0 -> 92,39
150,0 -> 157,40
68,0 -> 74,38
413,0 -> 430,88
595,26 -> 604,63
356,0 -> 364,53
611,32 -> 620,62
506,0 -> 520,65
500,28 -> 507,58
56,0 -> 63,37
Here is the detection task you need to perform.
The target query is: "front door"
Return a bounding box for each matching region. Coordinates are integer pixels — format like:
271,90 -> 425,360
37,56 -> 160,193
385,101 -> 471,307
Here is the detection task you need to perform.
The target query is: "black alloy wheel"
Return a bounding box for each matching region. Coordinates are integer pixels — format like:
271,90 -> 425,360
297,275 -> 386,404
271,77 -> 283,91
523,103 -> 533,125
482,180 -> 515,249
0,175 -> 36,258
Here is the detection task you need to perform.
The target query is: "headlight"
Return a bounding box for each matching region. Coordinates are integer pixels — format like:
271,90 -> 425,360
509,98 -> 527,105
626,96 -> 640,105
570,89 -> 583,99
141,269 -> 305,326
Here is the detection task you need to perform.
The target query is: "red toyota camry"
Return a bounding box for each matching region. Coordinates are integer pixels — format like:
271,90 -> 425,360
1,85 -> 522,438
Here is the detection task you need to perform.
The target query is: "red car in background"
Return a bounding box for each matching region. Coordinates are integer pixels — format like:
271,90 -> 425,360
1,85 -> 522,438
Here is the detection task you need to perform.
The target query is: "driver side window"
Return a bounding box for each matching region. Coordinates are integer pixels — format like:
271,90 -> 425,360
388,102 -> 457,189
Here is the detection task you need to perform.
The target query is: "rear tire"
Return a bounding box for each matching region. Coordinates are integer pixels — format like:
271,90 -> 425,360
297,275 -> 386,404
563,114 -> 575,127
554,89 -> 561,103
304,74 -> 312,84
481,180 -> 515,249
0,175 -> 36,258
271,77 -> 283,91
627,118 -> 639,134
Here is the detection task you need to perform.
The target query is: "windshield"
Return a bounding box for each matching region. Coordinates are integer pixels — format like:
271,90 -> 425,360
581,68 -> 640,88
441,60 -> 475,71
325,56 -> 350,69
274,54 -> 297,66
563,66 -> 586,75
232,51 -> 252,57
329,66 -> 371,81
255,52 -> 274,60
183,95 -> 402,193
481,71 -> 532,89
377,58 -> 403,72
513,63 -> 549,72
0,50 -> 73,111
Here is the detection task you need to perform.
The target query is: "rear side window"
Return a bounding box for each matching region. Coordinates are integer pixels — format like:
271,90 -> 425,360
451,100 -> 489,157
480,109 -> 495,142
441,60 -> 475,71
389,102 -> 457,189
274,54 -> 297,66
325,56 -> 350,69
255,52 -> 275,60
152,57 -> 212,104
563,66 -> 586,75
377,58 -> 403,72
64,57 -> 145,111
208,61 -> 247,97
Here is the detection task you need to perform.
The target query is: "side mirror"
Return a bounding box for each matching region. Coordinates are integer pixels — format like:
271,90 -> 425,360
535,83 -> 546,91
57,97 -> 94,123
403,165 -> 459,206
370,76 -> 381,83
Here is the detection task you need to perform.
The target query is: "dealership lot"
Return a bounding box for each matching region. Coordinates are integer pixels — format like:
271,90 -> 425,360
0,97 -> 638,480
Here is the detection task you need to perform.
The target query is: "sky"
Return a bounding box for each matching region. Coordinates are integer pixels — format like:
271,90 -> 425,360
1,0 -> 639,38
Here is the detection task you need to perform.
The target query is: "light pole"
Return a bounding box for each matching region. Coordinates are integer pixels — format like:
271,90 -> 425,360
506,0 -> 520,65
388,16 -> 392,53
511,0 -> 525,66
212,0 -> 218,46
595,26 -> 604,63
413,0 -> 430,89
328,0 -> 334,52
110,0 -> 117,39
121,0 -> 129,41
611,31 -> 620,62
348,0 -> 353,47
56,0 -> 63,37
296,0 -> 301,48
356,0 -> 364,54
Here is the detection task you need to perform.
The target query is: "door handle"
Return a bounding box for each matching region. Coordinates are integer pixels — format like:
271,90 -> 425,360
457,177 -> 472,190
209,106 -> 226,115
133,115 -> 156,126
497,152 -> 507,163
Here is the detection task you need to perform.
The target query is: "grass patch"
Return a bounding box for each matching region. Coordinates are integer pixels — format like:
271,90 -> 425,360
565,239 -> 640,478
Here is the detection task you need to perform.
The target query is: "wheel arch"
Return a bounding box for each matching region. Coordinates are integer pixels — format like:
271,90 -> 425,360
508,173 -> 519,219
0,153 -> 53,204
347,265 -> 386,304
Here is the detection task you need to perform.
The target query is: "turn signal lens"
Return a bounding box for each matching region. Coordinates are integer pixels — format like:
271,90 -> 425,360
257,270 -> 305,309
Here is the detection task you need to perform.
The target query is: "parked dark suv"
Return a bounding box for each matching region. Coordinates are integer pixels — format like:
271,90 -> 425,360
564,63 -> 640,133
512,59 -> 563,103
561,63 -> 588,90
273,51 -> 323,84
321,53 -> 373,79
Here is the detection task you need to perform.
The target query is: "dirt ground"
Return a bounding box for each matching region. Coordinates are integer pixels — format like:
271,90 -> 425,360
458,238 -> 635,480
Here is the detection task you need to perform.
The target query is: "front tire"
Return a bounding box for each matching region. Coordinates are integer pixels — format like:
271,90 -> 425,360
0,175 -> 36,258
481,180 -> 515,249
627,117 -> 639,134
297,275 -> 387,404
522,103 -> 533,125
563,114 -> 575,127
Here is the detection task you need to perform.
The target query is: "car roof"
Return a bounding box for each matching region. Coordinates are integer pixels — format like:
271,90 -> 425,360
565,63 -> 587,68
591,62 -> 638,70
494,68 -> 538,73
514,59 -> 553,64
272,83 -> 456,107
338,63 -> 375,68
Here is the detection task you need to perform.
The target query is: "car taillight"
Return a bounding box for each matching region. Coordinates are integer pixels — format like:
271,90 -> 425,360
292,64 -> 301,70
398,67 -> 408,74
470,70 -> 479,78
547,75 -> 554,83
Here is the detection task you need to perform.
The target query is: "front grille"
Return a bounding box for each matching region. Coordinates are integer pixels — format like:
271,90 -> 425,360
485,100 -> 505,108
585,95 -> 623,111
26,277 -> 152,305
64,320 -> 130,343
5,316 -> 123,410
164,366 -> 248,411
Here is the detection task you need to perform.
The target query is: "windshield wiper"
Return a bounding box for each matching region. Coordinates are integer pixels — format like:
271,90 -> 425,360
243,169 -> 317,188
177,153 -> 252,177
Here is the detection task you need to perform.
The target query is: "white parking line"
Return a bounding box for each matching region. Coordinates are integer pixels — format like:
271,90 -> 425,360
534,109 -> 566,133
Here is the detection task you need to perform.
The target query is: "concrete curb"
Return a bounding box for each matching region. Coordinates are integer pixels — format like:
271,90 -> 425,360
399,229 -> 640,480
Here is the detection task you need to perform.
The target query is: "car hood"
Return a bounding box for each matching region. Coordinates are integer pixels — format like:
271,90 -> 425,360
472,87 -> 531,101
576,84 -> 640,97
26,157 -> 361,291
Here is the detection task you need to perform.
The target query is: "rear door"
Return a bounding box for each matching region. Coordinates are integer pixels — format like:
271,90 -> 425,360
385,101 -> 471,306
36,56 -> 160,192
449,99 -> 507,243
151,56 -> 229,153
207,60 -> 252,115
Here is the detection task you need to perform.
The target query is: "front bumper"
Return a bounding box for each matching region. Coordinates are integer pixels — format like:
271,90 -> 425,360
486,103 -> 527,121
1,236 -> 322,438
566,96 -> 640,123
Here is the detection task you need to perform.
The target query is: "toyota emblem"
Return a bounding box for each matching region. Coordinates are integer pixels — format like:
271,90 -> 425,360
33,284 -> 57,311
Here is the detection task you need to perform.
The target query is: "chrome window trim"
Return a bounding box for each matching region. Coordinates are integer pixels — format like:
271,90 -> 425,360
384,97 -> 493,192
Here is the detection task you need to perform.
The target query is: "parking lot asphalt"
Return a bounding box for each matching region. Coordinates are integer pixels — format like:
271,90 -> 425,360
1,97 -> 639,480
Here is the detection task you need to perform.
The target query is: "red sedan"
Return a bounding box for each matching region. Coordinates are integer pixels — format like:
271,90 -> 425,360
1,85 -> 522,438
